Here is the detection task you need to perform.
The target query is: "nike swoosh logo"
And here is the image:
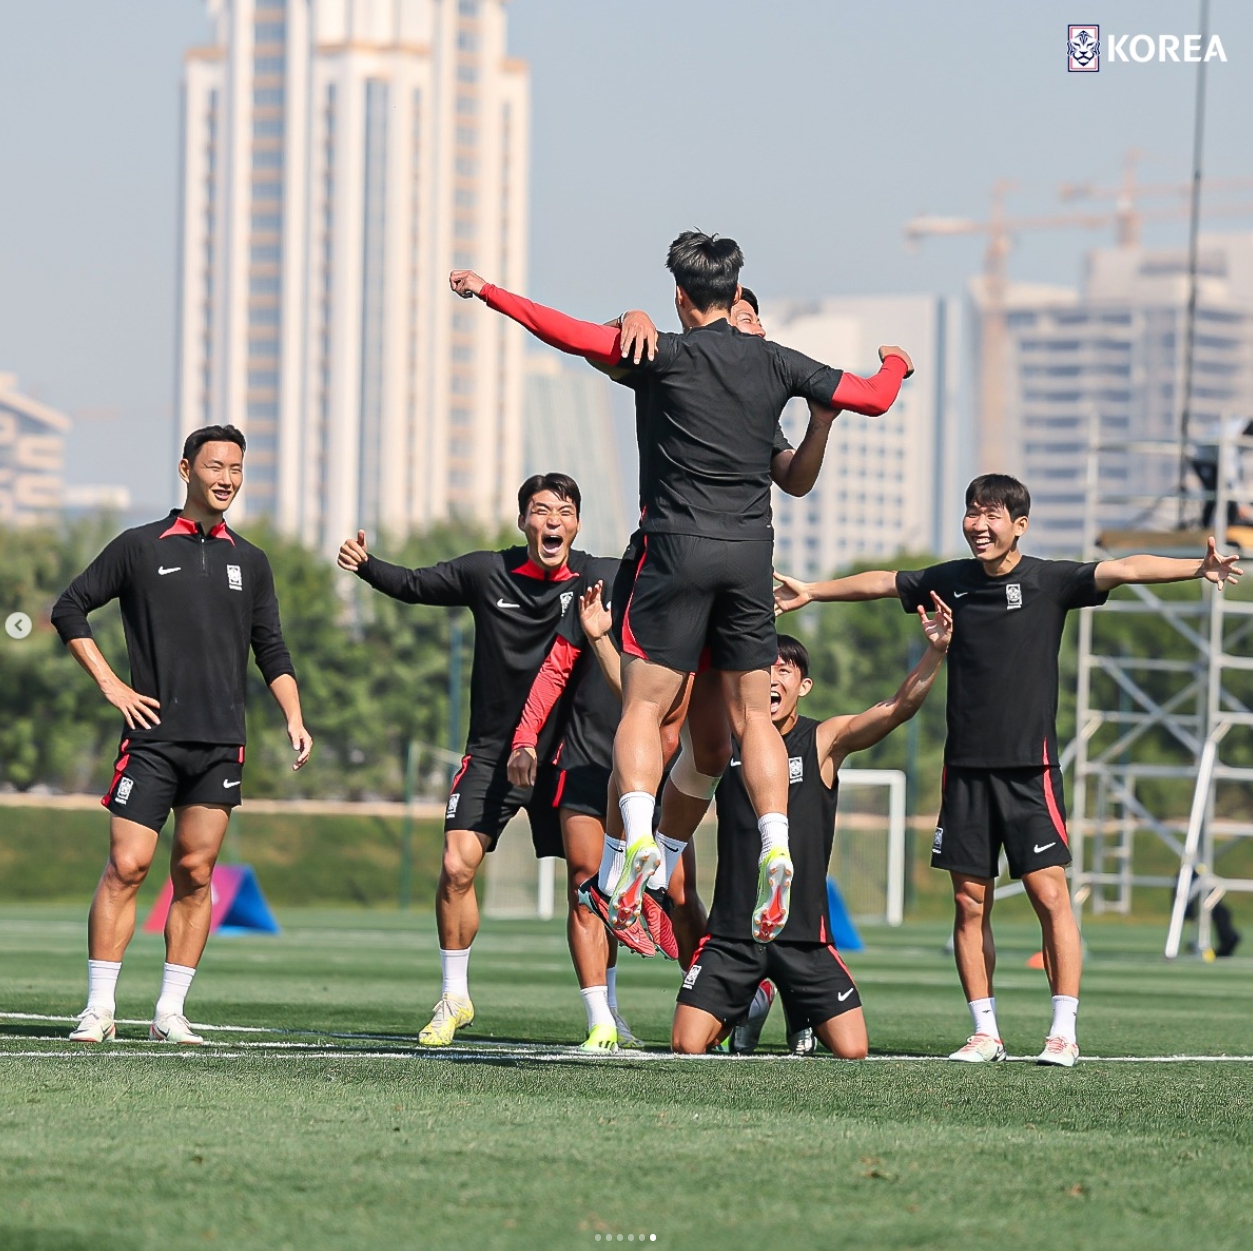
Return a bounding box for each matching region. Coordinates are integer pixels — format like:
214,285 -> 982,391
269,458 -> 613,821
496,598 -> 520,609
158,567 -> 181,576
223,780 -> 241,789
729,760 -> 742,768
1033,841 -> 1056,853
952,591 -> 969,598
838,989 -> 855,1002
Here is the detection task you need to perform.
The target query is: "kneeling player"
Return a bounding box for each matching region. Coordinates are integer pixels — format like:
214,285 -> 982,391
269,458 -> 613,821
673,607 -> 951,1056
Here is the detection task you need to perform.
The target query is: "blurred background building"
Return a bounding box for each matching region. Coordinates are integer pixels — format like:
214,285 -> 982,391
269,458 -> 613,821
0,373 -> 70,526
176,0 -> 529,552
763,295 -> 965,579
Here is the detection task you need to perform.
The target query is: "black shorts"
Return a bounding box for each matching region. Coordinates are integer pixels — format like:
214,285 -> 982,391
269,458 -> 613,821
101,739 -> 244,833
612,532 -> 776,674
932,765 -> 1073,880
553,762 -> 612,821
445,751 -> 564,858
676,934 -> 862,1032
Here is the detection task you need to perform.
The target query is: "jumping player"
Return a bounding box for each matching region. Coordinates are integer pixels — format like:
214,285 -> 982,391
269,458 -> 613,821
51,424 -> 313,1045
672,609 -> 951,1056
775,473 -> 1242,1066
337,473 -> 588,1046
450,233 -> 912,950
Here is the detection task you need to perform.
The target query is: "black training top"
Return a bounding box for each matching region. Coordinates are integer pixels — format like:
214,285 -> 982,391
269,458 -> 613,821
708,716 -> 840,943
356,546 -> 589,759
551,555 -> 622,773
896,555 -> 1108,769
51,511 -> 295,746
612,320 -> 842,541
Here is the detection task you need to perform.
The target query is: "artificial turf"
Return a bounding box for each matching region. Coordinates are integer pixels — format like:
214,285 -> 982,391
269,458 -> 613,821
2,904 -> 1251,1251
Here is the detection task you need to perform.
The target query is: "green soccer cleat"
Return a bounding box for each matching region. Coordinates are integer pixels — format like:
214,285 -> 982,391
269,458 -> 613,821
579,1024 -> 619,1053
751,848 -> 794,943
608,836 -> 661,932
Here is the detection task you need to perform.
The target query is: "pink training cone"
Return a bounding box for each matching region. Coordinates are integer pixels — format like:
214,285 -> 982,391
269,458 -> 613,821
142,864 -> 280,936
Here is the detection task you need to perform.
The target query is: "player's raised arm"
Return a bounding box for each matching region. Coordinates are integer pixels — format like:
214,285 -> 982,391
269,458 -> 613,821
818,592 -> 951,767
338,530 -> 473,606
577,580 -> 623,700
1094,536 -> 1243,592
450,270 -> 625,367
772,399 -> 841,498
508,633 -> 583,786
773,568 -> 900,615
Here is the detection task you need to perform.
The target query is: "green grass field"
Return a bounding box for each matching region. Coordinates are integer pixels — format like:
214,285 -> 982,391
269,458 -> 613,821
2,904 -> 1251,1251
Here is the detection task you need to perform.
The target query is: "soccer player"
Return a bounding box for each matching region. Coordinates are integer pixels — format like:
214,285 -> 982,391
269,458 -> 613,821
51,425 -> 312,1045
450,233 -> 912,949
337,473 -> 589,1046
775,472 -> 1243,1066
672,610 -> 951,1056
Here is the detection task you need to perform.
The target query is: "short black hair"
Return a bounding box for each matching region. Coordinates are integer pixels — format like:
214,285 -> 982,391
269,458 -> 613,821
518,472 -> 581,517
666,230 -> 744,313
737,287 -> 759,314
775,633 -> 810,679
182,424 -> 246,466
966,473 -> 1031,521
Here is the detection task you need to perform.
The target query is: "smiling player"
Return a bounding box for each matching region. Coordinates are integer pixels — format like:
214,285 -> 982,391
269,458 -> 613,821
775,472 -> 1243,1066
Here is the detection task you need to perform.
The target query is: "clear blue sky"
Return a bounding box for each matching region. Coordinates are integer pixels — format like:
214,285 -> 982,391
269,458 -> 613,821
1,0 -> 1249,510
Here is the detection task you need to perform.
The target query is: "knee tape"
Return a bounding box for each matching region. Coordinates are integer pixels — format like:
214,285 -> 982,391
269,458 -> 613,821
671,726 -> 719,801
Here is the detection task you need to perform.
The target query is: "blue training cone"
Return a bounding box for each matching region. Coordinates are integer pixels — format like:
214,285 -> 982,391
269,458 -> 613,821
825,877 -> 864,951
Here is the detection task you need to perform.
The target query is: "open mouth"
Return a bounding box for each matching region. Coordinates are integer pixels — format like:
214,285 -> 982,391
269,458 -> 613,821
769,688 -> 782,715
540,533 -> 564,559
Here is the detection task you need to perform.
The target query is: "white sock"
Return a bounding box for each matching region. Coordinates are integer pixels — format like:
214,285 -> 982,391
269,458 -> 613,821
580,985 -> 615,1031
650,833 -> 687,890
598,836 -> 625,894
606,965 -> 619,1011
618,791 -> 657,848
154,963 -> 196,1019
440,947 -> 472,1001
757,812 -> 790,862
968,997 -> 1000,1039
86,959 -> 122,1013
1050,995 -> 1079,1044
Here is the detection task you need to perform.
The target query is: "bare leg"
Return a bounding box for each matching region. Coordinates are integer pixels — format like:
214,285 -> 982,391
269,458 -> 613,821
672,1003 -> 727,1054
667,839 -> 707,969
613,655 -> 690,799
813,1008 -> 869,1059
563,810 -> 611,989
437,829 -> 491,950
87,816 -> 161,962
951,872 -> 996,1001
720,668 -> 788,820
1022,865 -> 1081,998
164,804 -> 231,968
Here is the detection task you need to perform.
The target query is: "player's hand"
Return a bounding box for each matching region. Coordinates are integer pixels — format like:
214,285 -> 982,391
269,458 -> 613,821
619,310 -> 658,364
878,345 -> 915,378
806,397 -> 841,427
101,678 -> 161,730
337,530 -> 369,572
918,591 -> 953,653
579,581 -> 613,641
1200,535 -> 1243,588
507,746 -> 538,788
288,720 -> 314,770
773,572 -> 812,617
449,269 -> 487,300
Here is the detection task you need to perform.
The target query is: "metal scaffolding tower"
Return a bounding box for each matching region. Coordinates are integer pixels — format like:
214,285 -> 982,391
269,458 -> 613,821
1070,424 -> 1253,957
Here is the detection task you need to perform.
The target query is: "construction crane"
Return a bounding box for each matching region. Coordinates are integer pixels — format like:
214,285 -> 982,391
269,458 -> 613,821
905,156 -> 1253,475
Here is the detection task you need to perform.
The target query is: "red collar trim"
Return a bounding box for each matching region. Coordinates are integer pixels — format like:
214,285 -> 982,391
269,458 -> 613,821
511,557 -> 577,582
159,514 -> 236,546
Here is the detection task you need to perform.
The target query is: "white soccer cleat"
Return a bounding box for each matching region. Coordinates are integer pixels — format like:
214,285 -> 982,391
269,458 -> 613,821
948,1033 -> 1007,1063
1036,1035 -> 1080,1068
68,1007 -> 117,1044
611,1007 -> 644,1050
150,1012 -> 205,1045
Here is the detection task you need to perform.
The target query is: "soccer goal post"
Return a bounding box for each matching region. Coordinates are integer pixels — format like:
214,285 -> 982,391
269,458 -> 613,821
832,769 -> 907,927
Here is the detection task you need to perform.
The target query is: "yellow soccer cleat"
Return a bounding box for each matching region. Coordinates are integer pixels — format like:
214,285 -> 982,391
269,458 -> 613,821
608,836 -> 661,931
751,847 -> 794,943
578,1023 -> 619,1053
418,995 -> 474,1046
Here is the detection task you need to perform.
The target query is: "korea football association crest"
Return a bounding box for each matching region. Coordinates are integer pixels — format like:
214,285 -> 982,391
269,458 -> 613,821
682,962 -> 702,990
227,564 -> 243,591
446,792 -> 461,820
1067,25 -> 1100,71
932,826 -> 943,851
788,756 -> 804,785
1006,583 -> 1022,610
560,590 -> 574,616
115,777 -> 134,806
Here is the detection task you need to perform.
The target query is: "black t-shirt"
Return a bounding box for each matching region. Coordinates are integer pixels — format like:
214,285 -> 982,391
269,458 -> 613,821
552,555 -> 622,772
896,555 -> 1108,768
356,546 -> 589,759
50,512 -> 295,745
613,319 -> 842,541
707,717 -> 839,943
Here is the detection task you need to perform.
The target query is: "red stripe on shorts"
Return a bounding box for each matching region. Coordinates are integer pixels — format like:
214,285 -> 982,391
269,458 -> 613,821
1041,744 -> 1068,846
619,539 -> 649,660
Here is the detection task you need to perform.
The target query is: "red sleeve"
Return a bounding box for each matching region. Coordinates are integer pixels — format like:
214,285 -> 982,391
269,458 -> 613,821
830,354 -> 908,416
481,284 -> 622,366
511,636 -> 582,751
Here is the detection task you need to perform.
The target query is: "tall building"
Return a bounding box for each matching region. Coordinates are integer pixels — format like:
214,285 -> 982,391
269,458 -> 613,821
523,355 -> 629,556
1000,233 -> 1253,554
177,0 -> 529,551
762,296 -> 964,580
0,373 -> 70,527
